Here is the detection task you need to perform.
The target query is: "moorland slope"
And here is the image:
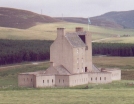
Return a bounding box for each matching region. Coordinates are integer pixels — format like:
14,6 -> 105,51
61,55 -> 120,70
0,7 -> 59,29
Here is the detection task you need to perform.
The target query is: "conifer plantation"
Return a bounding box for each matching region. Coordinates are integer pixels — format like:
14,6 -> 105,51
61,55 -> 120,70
0,39 -> 52,65
0,39 -> 134,65
92,43 -> 134,56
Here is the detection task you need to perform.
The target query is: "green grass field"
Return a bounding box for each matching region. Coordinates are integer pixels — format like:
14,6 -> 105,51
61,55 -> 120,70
1,88 -> 134,104
93,56 -> 134,69
0,22 -> 134,42
0,57 -> 134,103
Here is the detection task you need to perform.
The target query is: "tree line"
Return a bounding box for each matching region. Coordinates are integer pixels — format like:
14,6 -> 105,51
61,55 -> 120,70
0,39 -> 134,65
0,39 -> 53,65
92,43 -> 134,56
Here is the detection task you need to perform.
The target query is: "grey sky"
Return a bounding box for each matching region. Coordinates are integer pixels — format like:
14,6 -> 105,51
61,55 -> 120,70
0,0 -> 134,17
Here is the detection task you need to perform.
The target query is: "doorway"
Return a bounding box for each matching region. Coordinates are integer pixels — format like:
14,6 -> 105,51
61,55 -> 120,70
85,67 -> 87,72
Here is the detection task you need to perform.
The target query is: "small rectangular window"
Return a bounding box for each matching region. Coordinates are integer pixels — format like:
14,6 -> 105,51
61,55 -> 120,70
85,67 -> 87,72
52,79 -> 53,83
85,46 -> 88,50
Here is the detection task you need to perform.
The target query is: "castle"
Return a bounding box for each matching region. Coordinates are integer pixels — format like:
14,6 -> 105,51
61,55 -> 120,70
18,27 -> 121,88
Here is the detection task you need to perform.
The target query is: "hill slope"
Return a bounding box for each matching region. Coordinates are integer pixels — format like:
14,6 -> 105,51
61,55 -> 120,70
56,10 -> 134,29
56,17 -> 122,29
0,22 -> 134,43
92,10 -> 134,29
0,7 -> 59,29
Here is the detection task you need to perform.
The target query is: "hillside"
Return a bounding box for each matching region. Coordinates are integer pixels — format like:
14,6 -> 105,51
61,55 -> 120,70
56,17 -> 122,29
0,22 -> 134,42
55,17 -> 88,24
91,10 -> 134,29
56,10 -> 134,29
0,7 -> 59,29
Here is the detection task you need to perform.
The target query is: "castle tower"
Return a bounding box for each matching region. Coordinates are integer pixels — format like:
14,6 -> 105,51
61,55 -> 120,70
75,27 -> 92,72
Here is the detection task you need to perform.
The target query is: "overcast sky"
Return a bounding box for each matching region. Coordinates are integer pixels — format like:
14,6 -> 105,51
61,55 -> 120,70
1,0 -> 134,17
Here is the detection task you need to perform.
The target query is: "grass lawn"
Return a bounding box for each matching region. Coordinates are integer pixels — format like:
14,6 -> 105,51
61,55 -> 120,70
0,88 -> 134,104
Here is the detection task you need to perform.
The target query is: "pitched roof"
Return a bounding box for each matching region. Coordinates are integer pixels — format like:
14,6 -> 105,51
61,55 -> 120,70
92,64 -> 101,72
54,65 -> 71,75
65,33 -> 86,48
44,65 -> 71,75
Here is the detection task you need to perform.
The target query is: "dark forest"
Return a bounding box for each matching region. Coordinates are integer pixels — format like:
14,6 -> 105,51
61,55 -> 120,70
0,39 -> 134,65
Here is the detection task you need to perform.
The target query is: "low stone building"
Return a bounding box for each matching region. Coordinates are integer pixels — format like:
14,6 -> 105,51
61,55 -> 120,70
18,27 -> 121,88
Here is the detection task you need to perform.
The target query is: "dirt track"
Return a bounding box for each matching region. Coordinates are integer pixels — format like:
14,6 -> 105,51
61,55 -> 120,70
0,62 -> 48,71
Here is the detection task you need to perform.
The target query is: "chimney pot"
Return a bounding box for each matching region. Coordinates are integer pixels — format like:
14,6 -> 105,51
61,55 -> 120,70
76,27 -> 83,32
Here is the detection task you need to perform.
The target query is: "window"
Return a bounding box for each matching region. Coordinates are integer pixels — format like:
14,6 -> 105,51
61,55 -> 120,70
27,78 -> 28,81
47,80 -> 49,83
100,77 -> 101,80
43,80 -> 44,83
63,80 -> 64,83
24,78 -> 25,81
59,79 -> 60,83
52,79 -> 53,83
91,78 -> 92,81
85,67 -> 87,72
31,79 -> 32,82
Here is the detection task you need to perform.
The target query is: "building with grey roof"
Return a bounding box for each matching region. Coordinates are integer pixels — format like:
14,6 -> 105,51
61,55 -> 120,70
18,27 -> 121,88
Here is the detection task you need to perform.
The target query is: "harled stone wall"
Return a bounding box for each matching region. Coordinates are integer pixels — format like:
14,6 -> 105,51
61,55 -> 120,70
35,75 -> 55,88
18,74 -> 35,87
73,47 -> 86,73
55,75 -> 69,87
105,70 -> 121,81
69,73 -> 88,87
50,28 -> 73,73
88,72 -> 112,83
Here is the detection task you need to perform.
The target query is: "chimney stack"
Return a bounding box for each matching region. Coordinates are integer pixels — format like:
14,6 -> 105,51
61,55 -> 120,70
76,27 -> 83,32
57,28 -> 65,37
